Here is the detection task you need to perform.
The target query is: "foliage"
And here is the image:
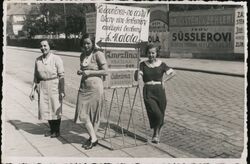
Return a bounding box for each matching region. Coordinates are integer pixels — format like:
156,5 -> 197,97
22,5 -> 47,38
20,3 -> 238,38
22,3 -> 96,38
6,17 -> 14,36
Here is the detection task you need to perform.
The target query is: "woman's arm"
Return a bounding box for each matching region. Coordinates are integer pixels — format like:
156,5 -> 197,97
30,61 -> 38,101
29,82 -> 37,101
163,68 -> 176,83
55,55 -> 65,100
82,51 -> 108,77
83,64 -> 108,77
134,62 -> 144,86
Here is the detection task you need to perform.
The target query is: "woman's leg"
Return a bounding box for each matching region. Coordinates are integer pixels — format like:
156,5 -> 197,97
45,120 -> 53,137
48,120 -> 53,132
83,120 -> 99,149
93,120 -> 100,134
51,118 -> 61,138
152,125 -> 161,143
153,125 -> 161,137
85,120 -> 98,142
55,118 -> 61,133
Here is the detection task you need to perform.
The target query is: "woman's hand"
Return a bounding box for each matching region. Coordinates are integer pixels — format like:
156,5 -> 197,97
29,83 -> 37,101
29,91 -> 35,101
77,70 -> 83,75
83,70 -> 90,76
59,92 -> 65,101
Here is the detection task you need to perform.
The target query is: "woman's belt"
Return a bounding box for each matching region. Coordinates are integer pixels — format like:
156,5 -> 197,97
145,81 -> 162,85
39,76 -> 58,81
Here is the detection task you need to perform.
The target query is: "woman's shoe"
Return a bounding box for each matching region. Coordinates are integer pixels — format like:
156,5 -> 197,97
84,140 -> 98,150
51,132 -> 60,138
81,137 -> 91,147
44,131 -> 53,137
152,137 -> 160,144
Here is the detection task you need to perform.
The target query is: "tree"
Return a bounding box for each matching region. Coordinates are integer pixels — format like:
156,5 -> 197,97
63,4 -> 88,38
22,4 -> 48,38
22,3 -> 96,38
6,17 -> 14,37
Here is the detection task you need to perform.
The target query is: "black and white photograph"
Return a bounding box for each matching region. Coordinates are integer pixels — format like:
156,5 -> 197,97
2,0 -> 248,163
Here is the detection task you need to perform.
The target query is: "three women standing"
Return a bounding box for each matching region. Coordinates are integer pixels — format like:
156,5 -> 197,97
30,40 -> 65,138
74,34 -> 108,149
138,43 -> 175,144
30,38 -> 170,147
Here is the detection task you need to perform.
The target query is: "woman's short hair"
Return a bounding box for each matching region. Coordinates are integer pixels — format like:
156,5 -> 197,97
145,43 -> 160,57
40,39 -> 55,49
80,33 -> 95,47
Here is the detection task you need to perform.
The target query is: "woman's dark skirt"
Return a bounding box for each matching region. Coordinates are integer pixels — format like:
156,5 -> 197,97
143,84 -> 167,129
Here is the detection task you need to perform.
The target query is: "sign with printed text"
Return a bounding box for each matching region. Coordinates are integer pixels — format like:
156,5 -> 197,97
169,9 -> 235,53
104,69 -> 137,88
86,12 -> 96,34
94,4 -> 150,88
95,4 -> 150,49
234,7 -> 244,54
105,49 -> 139,69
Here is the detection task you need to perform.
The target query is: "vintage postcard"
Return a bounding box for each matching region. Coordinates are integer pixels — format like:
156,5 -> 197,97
2,0 -> 247,163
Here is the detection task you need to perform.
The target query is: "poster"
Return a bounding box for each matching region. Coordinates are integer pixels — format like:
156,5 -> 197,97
169,9 -> 235,53
148,5 -> 170,57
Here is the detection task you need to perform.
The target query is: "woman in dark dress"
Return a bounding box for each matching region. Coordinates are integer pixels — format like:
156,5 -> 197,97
138,43 -> 175,144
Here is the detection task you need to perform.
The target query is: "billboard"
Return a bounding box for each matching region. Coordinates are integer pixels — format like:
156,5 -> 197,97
148,5 -> 169,57
169,9 -> 235,53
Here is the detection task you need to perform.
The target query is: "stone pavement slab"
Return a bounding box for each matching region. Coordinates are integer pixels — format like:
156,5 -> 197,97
123,145 -> 173,158
3,121 -> 42,157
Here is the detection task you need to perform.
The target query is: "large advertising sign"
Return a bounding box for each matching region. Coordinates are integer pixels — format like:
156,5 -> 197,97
149,5 -> 169,57
95,4 -> 150,88
95,4 -> 150,49
169,9 -> 235,53
234,7 -> 244,54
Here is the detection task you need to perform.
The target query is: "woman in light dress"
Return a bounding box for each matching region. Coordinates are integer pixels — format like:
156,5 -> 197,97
74,34 -> 108,149
30,40 -> 65,138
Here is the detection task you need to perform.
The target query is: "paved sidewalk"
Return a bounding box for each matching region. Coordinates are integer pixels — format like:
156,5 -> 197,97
3,46 -> 246,163
3,74 -> 197,160
8,46 -> 245,77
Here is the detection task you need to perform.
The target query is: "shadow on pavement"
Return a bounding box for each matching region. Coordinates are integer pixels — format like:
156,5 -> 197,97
8,120 -> 46,135
7,119 -> 148,147
7,119 -> 90,145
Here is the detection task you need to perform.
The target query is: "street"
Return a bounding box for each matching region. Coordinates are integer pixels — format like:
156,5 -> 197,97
3,47 -> 245,158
